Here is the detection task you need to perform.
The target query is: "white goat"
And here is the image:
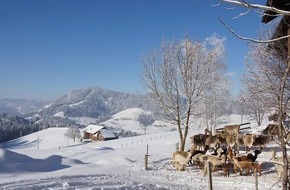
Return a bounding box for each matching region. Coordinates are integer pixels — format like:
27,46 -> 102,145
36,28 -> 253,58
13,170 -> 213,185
239,134 -> 255,153
192,148 -> 224,175
172,151 -> 189,167
202,154 -> 227,176
173,151 -> 192,171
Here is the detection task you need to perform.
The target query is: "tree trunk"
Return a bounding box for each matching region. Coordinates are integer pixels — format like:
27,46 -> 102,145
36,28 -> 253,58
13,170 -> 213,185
278,44 -> 290,190
177,119 -> 184,151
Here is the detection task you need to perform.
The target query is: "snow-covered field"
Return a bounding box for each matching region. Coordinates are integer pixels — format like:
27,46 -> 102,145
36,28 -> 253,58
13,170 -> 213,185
0,114 -> 286,190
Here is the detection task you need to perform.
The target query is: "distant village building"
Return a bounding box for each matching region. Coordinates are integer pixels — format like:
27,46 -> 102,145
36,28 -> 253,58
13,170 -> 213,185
82,124 -> 118,142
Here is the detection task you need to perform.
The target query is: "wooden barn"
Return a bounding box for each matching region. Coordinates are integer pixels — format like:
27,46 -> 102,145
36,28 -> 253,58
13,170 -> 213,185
82,124 -> 118,141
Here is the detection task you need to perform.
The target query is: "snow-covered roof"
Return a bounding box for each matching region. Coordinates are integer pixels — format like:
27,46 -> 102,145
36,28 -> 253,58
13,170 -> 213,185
83,124 -> 104,134
84,124 -> 117,139
100,128 -> 116,139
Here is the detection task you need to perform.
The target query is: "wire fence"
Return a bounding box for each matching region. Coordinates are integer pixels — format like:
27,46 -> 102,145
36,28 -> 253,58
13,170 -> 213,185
92,130 -> 180,149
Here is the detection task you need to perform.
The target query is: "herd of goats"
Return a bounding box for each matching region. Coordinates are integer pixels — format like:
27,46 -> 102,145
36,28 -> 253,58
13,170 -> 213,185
172,124 -> 290,179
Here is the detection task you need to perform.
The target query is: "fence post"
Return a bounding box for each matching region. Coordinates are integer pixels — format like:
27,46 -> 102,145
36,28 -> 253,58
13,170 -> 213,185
207,160 -> 213,190
144,144 -> 149,170
255,168 -> 258,190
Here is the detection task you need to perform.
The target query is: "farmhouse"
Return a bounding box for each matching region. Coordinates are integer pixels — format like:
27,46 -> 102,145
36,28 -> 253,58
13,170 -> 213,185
82,124 -> 118,141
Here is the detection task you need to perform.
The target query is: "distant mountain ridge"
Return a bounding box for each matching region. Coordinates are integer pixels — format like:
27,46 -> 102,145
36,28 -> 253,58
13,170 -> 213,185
0,99 -> 48,115
37,87 -> 157,121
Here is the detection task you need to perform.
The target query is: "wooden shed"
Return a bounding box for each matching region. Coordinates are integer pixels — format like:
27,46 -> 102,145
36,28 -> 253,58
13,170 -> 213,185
83,124 -> 118,141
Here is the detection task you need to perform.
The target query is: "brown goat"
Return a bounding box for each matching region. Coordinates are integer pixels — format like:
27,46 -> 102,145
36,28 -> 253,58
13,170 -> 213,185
191,133 -> 220,151
223,162 -> 231,177
191,133 -> 207,150
233,156 -> 252,175
252,135 -> 272,150
204,134 -> 220,149
235,150 -> 261,163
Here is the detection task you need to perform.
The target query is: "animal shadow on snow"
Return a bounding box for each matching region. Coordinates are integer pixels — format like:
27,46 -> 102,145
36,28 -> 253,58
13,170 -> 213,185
0,149 -> 70,173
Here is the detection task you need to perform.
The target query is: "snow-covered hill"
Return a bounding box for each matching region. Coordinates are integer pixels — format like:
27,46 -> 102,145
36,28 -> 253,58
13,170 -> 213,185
0,115 -> 285,190
101,108 -> 175,135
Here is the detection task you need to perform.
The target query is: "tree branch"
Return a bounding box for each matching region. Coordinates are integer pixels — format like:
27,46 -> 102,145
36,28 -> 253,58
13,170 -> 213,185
217,16 -> 290,43
221,0 -> 290,16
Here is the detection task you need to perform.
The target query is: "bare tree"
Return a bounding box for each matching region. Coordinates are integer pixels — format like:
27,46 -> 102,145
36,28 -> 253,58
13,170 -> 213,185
238,90 -> 266,126
203,71 -> 232,131
216,1 -> 290,189
242,36 -> 290,112
64,125 -> 81,142
141,36 -> 226,151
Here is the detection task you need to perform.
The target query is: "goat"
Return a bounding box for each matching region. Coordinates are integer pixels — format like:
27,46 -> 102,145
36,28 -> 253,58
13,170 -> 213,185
189,146 -> 208,166
236,150 -> 261,163
204,134 -> 220,150
173,150 -> 192,171
216,132 -> 238,154
223,124 -> 240,135
191,148 -> 223,169
239,134 -> 255,153
246,150 -> 261,162
211,146 -> 227,157
252,135 -> 272,150
191,133 -> 207,151
223,162 -> 231,177
227,146 -> 241,175
191,153 -> 204,169
227,146 -> 239,173
172,151 -> 189,167
209,154 -> 227,173
202,154 -> 227,176
215,132 -> 227,146
232,156 -> 252,175
232,149 -> 261,175
199,148 -> 223,162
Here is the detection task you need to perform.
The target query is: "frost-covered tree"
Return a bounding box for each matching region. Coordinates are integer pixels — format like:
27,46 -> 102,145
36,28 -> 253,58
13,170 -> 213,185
216,1 -> 290,188
238,91 -> 266,126
141,35 -> 226,151
64,125 -> 81,142
203,66 -> 231,131
241,33 -> 290,190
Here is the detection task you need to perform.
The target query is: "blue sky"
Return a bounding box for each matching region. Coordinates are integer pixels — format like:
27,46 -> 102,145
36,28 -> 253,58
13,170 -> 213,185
0,0 -> 265,100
